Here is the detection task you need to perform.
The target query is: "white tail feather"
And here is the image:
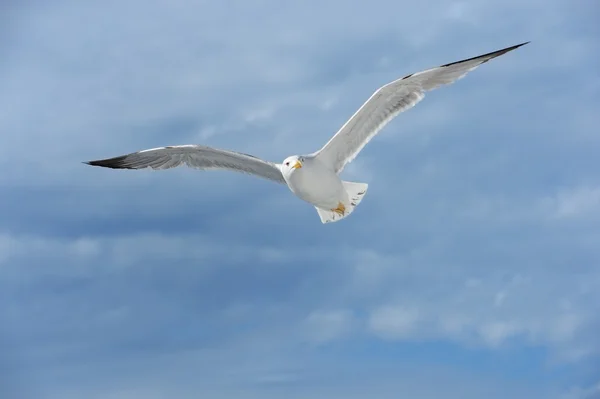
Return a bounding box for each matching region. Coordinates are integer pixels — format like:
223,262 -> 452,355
315,181 -> 368,224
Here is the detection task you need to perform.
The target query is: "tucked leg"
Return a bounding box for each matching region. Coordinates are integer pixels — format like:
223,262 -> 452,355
331,202 -> 346,216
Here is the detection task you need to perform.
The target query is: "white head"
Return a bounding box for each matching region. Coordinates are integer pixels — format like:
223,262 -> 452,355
281,155 -> 305,175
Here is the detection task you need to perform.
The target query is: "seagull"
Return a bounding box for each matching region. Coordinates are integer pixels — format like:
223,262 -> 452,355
85,42 -> 528,224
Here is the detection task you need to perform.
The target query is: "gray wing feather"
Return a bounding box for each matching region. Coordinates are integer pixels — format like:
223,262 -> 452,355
85,144 -> 286,184
315,42 -> 529,173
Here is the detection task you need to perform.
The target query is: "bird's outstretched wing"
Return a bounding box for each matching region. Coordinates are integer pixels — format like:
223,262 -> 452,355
85,144 -> 286,184
314,42 -> 529,174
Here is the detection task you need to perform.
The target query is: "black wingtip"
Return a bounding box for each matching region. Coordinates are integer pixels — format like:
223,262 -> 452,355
83,155 -> 132,169
508,41 -> 530,48
489,41 -> 530,58
503,41 -> 530,52
440,41 -> 530,68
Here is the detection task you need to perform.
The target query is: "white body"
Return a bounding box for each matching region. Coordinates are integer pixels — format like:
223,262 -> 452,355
282,157 -> 345,210
279,155 -> 369,223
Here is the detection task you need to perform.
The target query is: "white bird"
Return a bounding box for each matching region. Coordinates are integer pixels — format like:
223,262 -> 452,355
85,42 -> 528,224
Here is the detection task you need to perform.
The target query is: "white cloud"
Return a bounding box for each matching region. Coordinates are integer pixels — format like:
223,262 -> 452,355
478,321 -> 522,347
302,309 -> 355,343
5,227 -> 594,364
0,231 -> 309,281
562,382 -> 600,399
544,186 -> 600,220
343,244 -> 600,361
368,305 -> 420,339
0,233 -> 15,265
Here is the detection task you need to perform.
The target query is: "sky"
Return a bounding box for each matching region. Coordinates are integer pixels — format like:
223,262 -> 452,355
1,0 -> 599,398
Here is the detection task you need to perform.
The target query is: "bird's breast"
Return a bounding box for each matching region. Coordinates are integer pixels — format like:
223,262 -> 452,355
285,163 -> 344,208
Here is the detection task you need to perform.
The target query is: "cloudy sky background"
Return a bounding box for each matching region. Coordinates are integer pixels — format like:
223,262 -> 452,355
1,0 -> 599,398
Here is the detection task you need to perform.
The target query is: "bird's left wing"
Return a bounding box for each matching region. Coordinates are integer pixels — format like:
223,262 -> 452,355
314,42 -> 529,174
85,144 -> 286,184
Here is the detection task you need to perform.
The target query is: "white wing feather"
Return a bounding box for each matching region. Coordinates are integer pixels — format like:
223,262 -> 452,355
314,42 -> 529,173
85,144 -> 286,184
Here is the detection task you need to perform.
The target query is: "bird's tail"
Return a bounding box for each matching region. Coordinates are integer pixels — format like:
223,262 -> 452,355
314,181 -> 368,224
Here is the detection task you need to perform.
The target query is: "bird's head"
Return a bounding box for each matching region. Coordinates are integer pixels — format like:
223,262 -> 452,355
281,155 -> 304,174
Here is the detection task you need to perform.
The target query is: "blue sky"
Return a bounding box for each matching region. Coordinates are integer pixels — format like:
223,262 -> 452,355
1,0 -> 599,398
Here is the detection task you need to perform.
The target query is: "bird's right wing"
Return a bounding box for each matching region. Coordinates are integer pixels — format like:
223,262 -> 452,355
85,144 -> 286,184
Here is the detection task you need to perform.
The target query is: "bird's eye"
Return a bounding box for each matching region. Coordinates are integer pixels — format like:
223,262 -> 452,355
285,162 -> 289,166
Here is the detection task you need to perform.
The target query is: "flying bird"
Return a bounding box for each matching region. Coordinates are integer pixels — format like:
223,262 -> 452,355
85,42 -> 528,224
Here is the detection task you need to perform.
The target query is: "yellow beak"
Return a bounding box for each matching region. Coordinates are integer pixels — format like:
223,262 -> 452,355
293,160 -> 302,169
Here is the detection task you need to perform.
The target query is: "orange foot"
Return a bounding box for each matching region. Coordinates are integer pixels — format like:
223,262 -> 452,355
331,202 -> 346,216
